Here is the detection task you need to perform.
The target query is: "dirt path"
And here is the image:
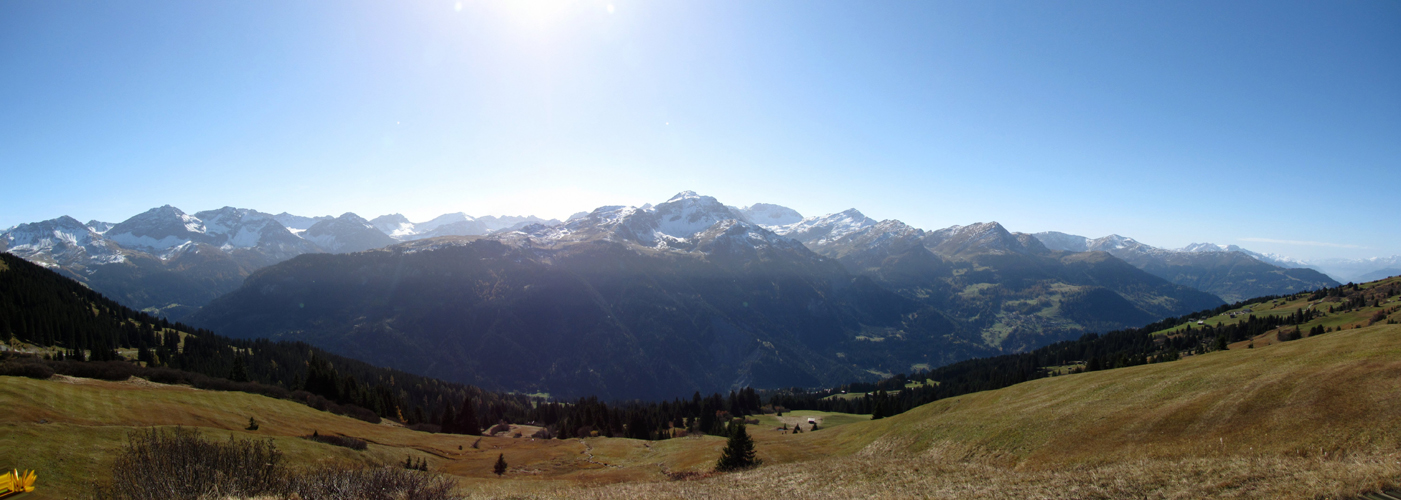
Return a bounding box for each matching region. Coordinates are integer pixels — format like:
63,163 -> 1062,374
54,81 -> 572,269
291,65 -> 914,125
578,439 -> 622,468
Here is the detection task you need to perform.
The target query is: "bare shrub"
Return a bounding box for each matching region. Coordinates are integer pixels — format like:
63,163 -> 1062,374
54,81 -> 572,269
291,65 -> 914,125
409,423 -> 442,433
89,428 -> 460,500
0,360 -> 54,379
91,427 -> 285,500
487,420 -> 511,435
288,466 -> 459,500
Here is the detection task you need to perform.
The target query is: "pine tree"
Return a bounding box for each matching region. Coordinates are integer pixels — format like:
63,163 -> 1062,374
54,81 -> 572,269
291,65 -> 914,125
714,422 -> 760,471
493,453 -> 507,476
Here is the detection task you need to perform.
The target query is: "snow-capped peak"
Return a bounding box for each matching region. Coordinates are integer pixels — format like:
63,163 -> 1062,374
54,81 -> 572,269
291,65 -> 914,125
105,205 -> 208,251
415,212 -> 475,233
740,203 -> 804,227
773,209 -> 879,247
648,192 -> 743,239
371,214 -> 417,240
86,220 -> 115,235
665,190 -> 702,203
2,215 -> 126,267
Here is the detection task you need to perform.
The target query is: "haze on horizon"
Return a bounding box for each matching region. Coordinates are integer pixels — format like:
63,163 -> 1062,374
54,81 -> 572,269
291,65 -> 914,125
1,0 -> 1397,261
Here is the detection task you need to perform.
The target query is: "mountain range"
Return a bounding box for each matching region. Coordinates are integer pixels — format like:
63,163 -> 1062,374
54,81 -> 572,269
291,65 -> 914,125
185,192 -> 1223,399
1031,232 -> 1338,302
1,191 -> 1357,398
0,206 -> 559,319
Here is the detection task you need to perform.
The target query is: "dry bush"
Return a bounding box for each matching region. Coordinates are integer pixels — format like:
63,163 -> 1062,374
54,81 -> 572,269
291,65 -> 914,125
487,421 -> 512,435
91,427 -> 285,500
289,466 -> 459,500
89,427 -> 460,500
0,359 -> 54,379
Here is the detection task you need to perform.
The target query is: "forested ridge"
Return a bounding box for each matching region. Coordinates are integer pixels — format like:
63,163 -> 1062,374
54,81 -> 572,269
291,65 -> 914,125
0,252 -> 766,440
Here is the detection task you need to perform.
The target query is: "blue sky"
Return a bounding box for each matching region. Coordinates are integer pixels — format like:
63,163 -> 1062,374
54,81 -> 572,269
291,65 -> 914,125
2,0 -> 1397,260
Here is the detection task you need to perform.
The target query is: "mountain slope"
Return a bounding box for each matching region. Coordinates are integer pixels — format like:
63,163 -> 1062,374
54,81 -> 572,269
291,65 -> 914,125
789,216 -> 1223,350
302,213 -> 397,253
188,238 -> 897,399
578,322 -> 1401,499
1033,231 -> 1338,302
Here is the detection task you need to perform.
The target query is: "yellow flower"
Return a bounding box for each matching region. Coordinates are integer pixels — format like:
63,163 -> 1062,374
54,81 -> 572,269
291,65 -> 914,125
0,469 -> 37,497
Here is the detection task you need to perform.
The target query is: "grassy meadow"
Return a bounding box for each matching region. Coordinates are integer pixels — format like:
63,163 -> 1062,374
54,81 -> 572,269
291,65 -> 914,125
4,321 -> 1401,498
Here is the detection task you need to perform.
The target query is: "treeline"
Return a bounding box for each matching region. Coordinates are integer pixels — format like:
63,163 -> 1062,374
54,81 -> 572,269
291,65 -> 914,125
0,253 -> 767,440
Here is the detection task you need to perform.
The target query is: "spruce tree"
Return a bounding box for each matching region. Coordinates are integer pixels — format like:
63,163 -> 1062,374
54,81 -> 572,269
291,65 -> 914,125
714,422 -> 760,471
493,453 -> 507,476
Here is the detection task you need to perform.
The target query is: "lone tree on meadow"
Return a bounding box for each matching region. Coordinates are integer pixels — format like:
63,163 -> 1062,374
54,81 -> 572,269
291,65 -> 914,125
715,422 -> 760,472
493,453 -> 508,476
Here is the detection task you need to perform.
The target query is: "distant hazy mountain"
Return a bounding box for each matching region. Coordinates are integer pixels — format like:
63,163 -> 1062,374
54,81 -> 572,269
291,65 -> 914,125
369,214 -> 415,240
3,204 -> 564,318
1,207 -> 325,319
3,214 -> 263,320
190,191 -> 1222,399
1297,256 -> 1401,283
1032,232 -> 1338,302
303,213 -> 398,254
272,212 -> 333,231
1358,267 -> 1401,282
369,212 -> 562,241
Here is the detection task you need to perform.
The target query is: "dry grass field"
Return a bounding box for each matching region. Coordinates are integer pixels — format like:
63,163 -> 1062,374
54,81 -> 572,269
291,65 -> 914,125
4,322 -> 1401,499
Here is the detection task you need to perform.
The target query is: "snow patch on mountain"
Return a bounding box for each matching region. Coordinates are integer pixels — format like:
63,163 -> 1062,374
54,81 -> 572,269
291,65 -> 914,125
272,213 -> 333,231
2,216 -> 126,267
740,203 -> 804,227
105,205 -> 209,251
86,220 -> 115,234
649,191 -> 745,240
370,214 -> 417,240
773,209 -> 878,246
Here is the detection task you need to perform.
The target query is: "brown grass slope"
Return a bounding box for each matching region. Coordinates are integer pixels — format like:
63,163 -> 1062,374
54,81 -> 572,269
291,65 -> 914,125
0,374 -> 857,499
485,322 -> 1401,499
